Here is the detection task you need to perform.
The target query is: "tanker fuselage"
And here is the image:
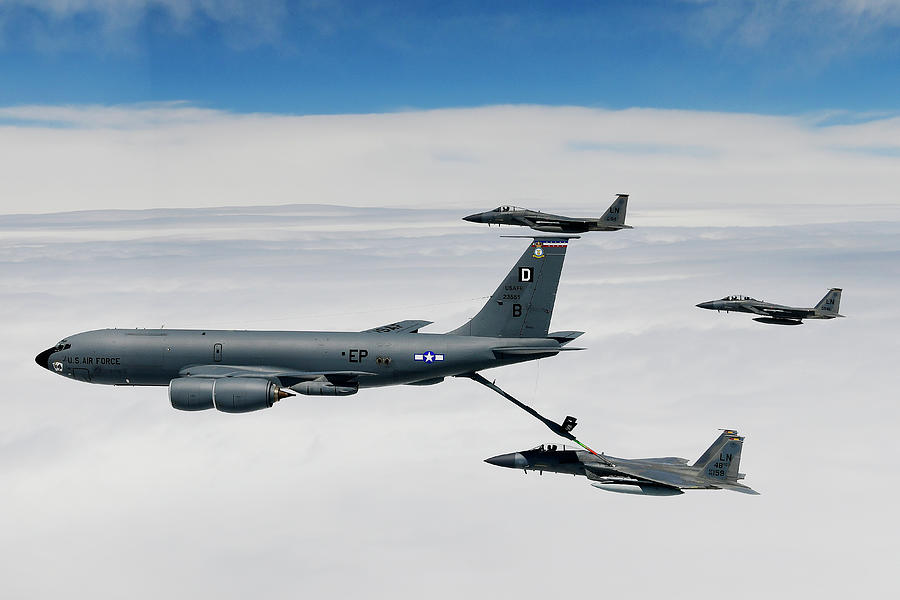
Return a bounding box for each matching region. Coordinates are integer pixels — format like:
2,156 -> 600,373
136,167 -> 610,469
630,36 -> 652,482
36,328 -> 563,387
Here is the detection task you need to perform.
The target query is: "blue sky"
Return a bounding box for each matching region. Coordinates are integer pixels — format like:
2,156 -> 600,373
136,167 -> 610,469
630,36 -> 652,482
2,0 -> 900,115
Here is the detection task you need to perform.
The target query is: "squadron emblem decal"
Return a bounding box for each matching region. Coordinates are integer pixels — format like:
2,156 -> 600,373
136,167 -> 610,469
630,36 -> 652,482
532,242 -> 544,259
52,361 -> 63,372
414,351 -> 445,364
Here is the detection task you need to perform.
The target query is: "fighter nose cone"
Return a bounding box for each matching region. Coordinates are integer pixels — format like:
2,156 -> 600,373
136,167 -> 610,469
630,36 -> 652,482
463,212 -> 483,223
35,347 -> 55,370
484,452 -> 527,469
696,301 -> 715,310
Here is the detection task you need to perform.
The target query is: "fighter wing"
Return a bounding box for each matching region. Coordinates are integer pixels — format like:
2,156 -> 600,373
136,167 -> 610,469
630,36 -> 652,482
611,463 -> 759,494
532,215 -> 591,224
753,304 -> 810,319
629,456 -> 691,465
361,320 -> 433,334
607,464 -> 707,490
529,216 -> 593,233
178,364 -> 377,386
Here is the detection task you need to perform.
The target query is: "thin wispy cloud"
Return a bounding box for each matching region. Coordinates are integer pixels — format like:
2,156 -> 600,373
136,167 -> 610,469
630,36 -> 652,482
683,0 -> 900,63
0,0 -> 295,51
4,0 -> 900,63
0,100 -> 220,128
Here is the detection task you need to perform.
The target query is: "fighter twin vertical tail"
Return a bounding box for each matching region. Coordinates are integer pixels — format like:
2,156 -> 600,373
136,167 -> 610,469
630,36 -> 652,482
450,238 -> 571,338
600,194 -> 629,228
815,288 -> 843,317
694,430 -> 744,482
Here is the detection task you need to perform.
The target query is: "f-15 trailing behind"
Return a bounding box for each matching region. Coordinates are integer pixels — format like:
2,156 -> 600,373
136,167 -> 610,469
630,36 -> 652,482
36,238 -> 584,414
463,194 -> 631,233
696,288 -> 844,325
485,429 -> 758,496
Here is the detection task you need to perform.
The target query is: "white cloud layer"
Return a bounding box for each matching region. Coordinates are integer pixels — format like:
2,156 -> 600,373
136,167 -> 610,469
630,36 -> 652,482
1,205 -> 898,598
0,0 -> 293,50
1,103 -> 899,226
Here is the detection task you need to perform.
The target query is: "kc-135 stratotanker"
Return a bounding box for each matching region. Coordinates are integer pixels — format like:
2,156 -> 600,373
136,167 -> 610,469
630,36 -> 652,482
486,429 -> 758,496
36,237 -> 585,414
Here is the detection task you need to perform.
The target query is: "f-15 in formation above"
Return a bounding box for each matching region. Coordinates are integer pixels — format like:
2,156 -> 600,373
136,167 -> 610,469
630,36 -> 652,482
485,429 -> 758,496
464,194 -> 631,233
696,288 -> 844,325
36,238 -> 584,414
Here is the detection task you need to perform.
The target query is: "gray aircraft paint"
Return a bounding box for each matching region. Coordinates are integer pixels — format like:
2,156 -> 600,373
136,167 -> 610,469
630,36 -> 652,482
463,194 -> 632,233
449,238 -> 567,337
696,288 -> 844,325
485,429 -> 758,496
35,237 -> 584,411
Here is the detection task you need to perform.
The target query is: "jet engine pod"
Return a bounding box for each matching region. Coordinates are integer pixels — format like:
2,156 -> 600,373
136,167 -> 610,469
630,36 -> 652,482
212,378 -> 291,413
291,380 -> 358,396
169,377 -> 291,413
169,377 -> 215,411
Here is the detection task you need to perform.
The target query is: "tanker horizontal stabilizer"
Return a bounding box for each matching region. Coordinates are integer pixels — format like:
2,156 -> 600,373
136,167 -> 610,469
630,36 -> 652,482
491,346 -> 585,357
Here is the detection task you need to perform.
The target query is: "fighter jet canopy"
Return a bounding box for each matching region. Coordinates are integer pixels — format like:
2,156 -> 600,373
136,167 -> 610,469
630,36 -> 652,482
722,295 -> 756,301
529,443 -> 578,451
492,205 -> 527,212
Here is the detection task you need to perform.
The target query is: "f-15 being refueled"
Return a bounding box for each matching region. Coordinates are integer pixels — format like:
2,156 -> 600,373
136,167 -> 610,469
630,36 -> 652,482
463,194 -> 631,233
36,238 -> 584,414
485,429 -> 758,496
696,288 -> 844,325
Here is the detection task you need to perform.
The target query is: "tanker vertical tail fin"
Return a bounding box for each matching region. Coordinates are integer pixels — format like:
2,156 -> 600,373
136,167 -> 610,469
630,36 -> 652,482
449,238 -> 572,338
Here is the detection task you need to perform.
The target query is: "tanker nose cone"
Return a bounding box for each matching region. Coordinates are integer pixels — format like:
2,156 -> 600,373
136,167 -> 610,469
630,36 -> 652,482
696,301 -> 715,310
484,452 -> 527,469
35,347 -> 55,370
463,212 -> 483,223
